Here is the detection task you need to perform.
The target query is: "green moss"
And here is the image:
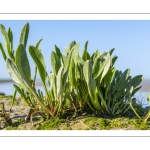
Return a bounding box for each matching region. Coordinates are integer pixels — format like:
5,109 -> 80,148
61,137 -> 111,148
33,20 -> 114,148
128,119 -> 149,130
107,117 -> 150,130
82,117 -> 150,130
4,116 -> 150,130
99,118 -> 110,130
84,117 -> 98,123
83,117 -> 110,130
6,126 -> 18,130
83,117 -> 98,129
109,118 -> 128,129
36,118 -> 65,130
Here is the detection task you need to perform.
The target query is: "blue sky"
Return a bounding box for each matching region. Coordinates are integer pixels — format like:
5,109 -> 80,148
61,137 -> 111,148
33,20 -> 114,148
0,20 -> 150,80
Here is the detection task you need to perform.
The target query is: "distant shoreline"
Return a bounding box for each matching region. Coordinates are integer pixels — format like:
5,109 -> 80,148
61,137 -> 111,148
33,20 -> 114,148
0,79 -> 150,92
0,79 -> 14,83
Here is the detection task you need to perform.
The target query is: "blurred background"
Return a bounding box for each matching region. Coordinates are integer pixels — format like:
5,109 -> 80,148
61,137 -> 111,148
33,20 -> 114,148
0,20 -> 150,106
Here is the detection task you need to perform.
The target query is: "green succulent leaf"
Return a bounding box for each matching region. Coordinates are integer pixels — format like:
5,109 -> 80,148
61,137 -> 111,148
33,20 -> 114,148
54,45 -> 62,58
109,48 -> 115,56
82,41 -> 90,61
0,24 -> 10,52
111,56 -> 118,66
131,75 -> 143,88
91,50 -> 101,62
0,24 -> 14,61
56,65 -> 64,96
68,41 -> 76,50
20,22 -> 29,49
7,28 -> 13,53
49,72 -> 57,99
71,43 -> 79,63
104,67 -> 116,94
129,86 -> 134,94
6,58 -> 24,85
36,39 -> 43,51
83,60 -> 96,97
62,71 -> 68,90
0,43 -> 7,61
100,53 -> 111,82
92,53 -> 111,80
15,44 -> 31,86
51,51 -> 61,76
62,54 -> 67,64
75,62 -> 81,80
113,69 -> 130,92
63,48 -> 74,73
92,55 -> 100,77
64,47 -> 70,55
83,60 -> 91,85
132,86 -> 142,96
29,46 -> 46,85
33,39 -> 43,82
69,59 -> 76,88
64,41 -> 76,55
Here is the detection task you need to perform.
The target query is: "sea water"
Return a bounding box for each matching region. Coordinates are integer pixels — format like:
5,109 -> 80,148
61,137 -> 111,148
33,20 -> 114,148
0,82 -> 45,96
0,82 -> 149,107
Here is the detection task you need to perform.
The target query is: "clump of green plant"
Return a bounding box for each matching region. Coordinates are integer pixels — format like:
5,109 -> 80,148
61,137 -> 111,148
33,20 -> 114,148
0,22 -> 144,123
0,23 -> 66,121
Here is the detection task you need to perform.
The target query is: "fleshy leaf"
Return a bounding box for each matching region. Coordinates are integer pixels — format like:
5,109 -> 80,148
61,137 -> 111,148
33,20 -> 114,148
20,22 -> 29,49
29,46 -> 46,85
6,58 -> 24,85
15,44 -> 31,86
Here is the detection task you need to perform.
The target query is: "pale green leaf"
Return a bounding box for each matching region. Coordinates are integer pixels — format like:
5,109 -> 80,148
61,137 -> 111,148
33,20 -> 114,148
20,22 -> 29,49
29,46 -> 46,85
6,58 -> 24,85
15,44 -> 31,86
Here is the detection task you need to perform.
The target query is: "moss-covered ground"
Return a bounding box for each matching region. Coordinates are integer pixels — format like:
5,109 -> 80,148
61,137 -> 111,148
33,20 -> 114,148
4,115 -> 150,130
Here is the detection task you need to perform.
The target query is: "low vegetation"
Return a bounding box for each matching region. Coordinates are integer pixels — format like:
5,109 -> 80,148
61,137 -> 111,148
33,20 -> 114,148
0,22 -> 150,130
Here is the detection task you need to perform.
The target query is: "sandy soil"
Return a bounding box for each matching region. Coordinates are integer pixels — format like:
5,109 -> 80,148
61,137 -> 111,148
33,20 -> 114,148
0,97 -> 30,119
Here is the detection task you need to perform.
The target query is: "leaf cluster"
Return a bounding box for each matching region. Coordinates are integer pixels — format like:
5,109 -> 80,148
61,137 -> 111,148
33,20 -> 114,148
0,23 -> 146,121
